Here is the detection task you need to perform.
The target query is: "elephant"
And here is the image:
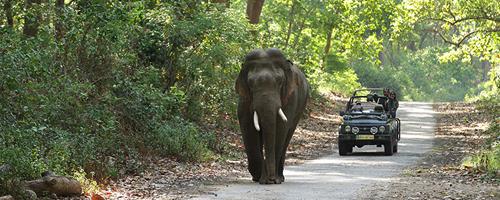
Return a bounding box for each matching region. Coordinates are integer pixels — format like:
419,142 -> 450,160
235,48 -> 309,184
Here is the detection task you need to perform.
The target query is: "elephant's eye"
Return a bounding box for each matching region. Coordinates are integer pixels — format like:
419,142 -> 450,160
278,76 -> 285,86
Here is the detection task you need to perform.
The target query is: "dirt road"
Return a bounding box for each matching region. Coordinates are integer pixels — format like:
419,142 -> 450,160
193,101 -> 435,199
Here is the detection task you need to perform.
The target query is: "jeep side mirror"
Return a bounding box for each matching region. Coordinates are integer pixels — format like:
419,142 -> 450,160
340,111 -> 345,116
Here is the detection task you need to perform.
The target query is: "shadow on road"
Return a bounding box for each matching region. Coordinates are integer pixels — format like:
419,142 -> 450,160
193,102 -> 436,200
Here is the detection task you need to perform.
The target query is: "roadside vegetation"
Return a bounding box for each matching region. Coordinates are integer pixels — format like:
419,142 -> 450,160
464,76 -> 500,177
0,0 -> 499,198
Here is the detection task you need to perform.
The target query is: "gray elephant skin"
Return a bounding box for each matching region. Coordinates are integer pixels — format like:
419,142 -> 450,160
235,48 -> 309,184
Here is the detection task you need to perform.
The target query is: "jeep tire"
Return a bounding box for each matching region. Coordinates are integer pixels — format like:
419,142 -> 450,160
339,142 -> 347,156
384,142 -> 393,155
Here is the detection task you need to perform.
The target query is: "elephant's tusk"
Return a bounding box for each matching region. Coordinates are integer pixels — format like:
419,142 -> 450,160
253,111 -> 261,131
279,108 -> 288,122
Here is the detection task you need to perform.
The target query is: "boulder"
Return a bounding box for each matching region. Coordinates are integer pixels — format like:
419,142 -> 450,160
25,171 -> 82,197
0,195 -> 14,200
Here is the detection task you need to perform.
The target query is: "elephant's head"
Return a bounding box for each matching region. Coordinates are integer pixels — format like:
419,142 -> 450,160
235,48 -> 300,183
236,48 -> 299,109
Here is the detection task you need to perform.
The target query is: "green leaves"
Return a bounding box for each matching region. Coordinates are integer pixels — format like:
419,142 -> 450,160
0,1 -> 228,192
393,0 -> 500,63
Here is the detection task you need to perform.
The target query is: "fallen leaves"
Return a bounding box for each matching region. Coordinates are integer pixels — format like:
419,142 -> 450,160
61,91 -> 347,199
357,102 -> 500,199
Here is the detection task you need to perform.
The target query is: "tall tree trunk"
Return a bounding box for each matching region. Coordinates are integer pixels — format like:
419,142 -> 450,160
481,53 -> 491,83
3,0 -> 14,28
418,32 -> 427,49
388,41 -> 397,71
246,0 -> 265,24
322,26 -> 333,69
378,51 -> 386,66
291,0 -> 319,50
55,0 -> 65,39
23,0 -> 42,37
324,27 -> 333,56
322,26 -> 334,71
285,2 -> 295,46
408,41 -> 416,52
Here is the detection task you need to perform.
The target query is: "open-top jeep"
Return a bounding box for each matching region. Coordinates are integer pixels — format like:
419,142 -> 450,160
338,88 -> 401,155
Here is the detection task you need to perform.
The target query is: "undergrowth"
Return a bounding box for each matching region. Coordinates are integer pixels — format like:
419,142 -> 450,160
463,75 -> 500,180
0,2 -> 228,196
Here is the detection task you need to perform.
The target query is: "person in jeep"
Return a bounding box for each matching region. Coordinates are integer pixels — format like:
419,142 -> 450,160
379,88 -> 390,112
390,91 -> 399,117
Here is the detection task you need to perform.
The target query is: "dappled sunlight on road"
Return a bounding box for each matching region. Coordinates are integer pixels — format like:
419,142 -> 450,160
403,132 -> 435,138
195,101 -> 436,199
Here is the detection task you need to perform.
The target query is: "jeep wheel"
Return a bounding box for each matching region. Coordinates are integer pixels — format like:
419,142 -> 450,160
347,145 -> 353,153
339,142 -> 347,156
393,142 -> 398,153
384,142 -> 393,155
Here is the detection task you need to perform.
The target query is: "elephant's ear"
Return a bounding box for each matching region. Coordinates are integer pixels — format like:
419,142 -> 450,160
282,60 -> 299,106
235,65 -> 252,101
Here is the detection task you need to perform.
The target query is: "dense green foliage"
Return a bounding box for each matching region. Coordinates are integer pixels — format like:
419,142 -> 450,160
394,0 -> 500,64
0,0 -> 499,196
353,46 -> 487,102
0,1 -> 249,193
384,0 -> 500,101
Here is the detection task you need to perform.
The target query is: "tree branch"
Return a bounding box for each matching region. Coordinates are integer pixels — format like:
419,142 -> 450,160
291,0 -> 320,51
421,28 -> 480,47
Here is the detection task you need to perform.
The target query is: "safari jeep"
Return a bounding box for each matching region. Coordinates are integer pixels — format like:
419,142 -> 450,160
338,88 -> 401,155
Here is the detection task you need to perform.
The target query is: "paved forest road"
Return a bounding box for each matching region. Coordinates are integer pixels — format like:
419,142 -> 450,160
193,102 -> 435,200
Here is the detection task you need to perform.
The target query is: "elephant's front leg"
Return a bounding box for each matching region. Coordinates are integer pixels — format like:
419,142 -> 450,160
238,98 -> 264,182
276,130 -> 294,183
242,128 -> 264,182
259,163 -> 281,184
275,127 -> 293,183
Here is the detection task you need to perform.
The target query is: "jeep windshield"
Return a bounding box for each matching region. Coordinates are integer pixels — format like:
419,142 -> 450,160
342,88 -> 393,120
344,96 -> 389,120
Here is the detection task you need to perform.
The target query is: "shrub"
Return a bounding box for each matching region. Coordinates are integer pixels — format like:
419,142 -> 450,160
0,1 -> 224,194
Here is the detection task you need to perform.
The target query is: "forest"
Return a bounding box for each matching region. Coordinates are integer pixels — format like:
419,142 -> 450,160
1,0 -> 499,197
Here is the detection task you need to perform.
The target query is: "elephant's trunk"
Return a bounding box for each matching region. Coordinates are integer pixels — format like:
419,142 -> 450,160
259,110 -> 277,182
253,108 -> 288,183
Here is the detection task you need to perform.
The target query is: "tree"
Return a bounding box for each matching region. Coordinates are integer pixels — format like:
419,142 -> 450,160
3,0 -> 14,28
393,0 -> 500,64
246,0 -> 265,24
55,0 -> 65,38
23,0 -> 42,37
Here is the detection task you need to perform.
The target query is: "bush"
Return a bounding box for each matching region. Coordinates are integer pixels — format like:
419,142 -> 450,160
317,69 -> 361,95
0,1 -> 228,195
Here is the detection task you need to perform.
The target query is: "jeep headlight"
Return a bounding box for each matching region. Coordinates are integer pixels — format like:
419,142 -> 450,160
352,127 -> 359,134
370,126 -> 378,134
345,125 -> 351,133
379,126 -> 386,133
